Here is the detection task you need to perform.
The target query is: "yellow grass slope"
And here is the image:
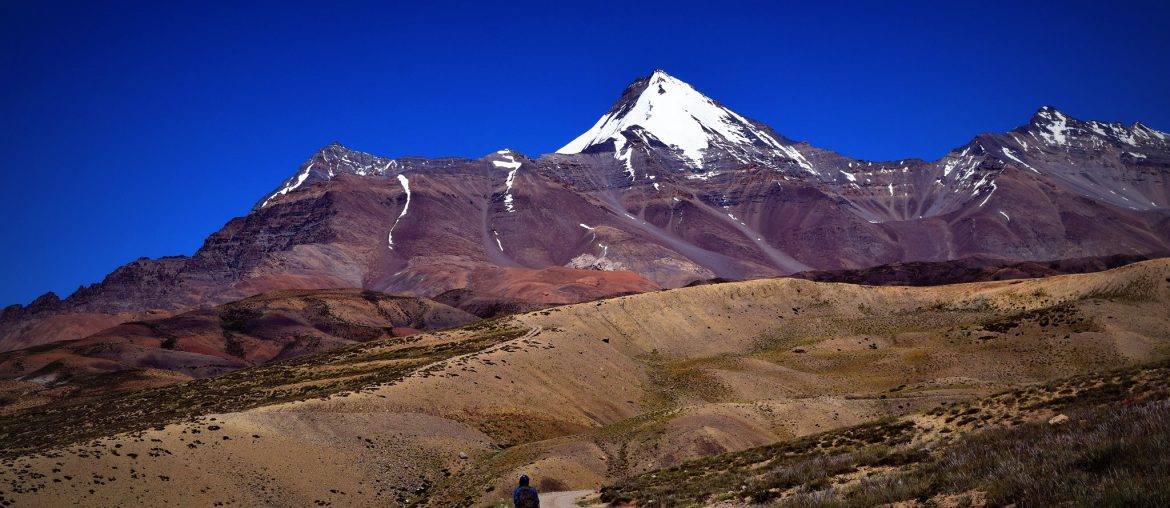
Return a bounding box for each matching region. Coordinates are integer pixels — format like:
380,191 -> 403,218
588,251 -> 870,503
2,259 -> 1169,507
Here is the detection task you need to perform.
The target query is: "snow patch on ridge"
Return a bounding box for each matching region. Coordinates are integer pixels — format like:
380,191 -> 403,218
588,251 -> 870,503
387,174 -> 412,249
1134,123 -> 1168,142
613,137 -> 636,180
942,149 -> 980,180
1001,147 -> 1040,174
686,170 -> 721,181
776,144 -> 816,173
260,163 -> 314,208
1035,108 -> 1070,146
978,181 -> 997,207
1087,121 -> 1138,146
494,152 -> 521,212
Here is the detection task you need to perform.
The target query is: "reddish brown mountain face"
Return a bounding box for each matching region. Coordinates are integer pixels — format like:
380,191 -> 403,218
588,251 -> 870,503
0,289 -> 480,411
3,70 -> 1169,349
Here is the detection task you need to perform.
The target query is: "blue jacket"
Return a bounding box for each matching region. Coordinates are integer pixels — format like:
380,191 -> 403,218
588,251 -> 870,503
513,485 -> 539,507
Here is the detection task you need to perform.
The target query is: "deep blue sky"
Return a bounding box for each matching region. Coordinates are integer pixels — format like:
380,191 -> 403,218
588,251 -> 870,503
2,1 -> 1169,306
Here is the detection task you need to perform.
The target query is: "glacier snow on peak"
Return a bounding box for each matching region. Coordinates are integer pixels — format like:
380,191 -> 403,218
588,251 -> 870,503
556,70 -> 793,168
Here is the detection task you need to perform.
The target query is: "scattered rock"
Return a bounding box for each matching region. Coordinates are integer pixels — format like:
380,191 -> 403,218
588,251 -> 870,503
1048,414 -> 1069,425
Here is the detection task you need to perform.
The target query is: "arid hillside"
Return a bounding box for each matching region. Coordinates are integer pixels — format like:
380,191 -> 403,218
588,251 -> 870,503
0,289 -> 478,415
600,361 -> 1170,507
1,259 -> 1168,507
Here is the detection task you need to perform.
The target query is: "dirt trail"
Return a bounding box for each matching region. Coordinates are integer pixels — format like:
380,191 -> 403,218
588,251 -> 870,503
521,325 -> 543,341
539,489 -> 596,507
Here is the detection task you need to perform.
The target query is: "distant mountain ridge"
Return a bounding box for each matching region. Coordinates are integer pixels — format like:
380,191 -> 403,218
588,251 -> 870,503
785,253 -> 1162,286
4,69 -> 1169,350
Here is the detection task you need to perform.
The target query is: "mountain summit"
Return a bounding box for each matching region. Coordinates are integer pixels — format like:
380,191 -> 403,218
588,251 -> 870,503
557,70 -> 814,171
1021,106 -> 1169,150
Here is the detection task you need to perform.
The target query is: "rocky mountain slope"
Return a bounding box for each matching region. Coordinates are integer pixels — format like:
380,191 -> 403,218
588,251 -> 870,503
3,69 -> 1168,352
1,258 -> 1167,506
0,289 -> 477,414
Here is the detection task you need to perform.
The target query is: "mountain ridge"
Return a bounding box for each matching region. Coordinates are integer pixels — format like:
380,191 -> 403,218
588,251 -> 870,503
3,69 -> 1168,352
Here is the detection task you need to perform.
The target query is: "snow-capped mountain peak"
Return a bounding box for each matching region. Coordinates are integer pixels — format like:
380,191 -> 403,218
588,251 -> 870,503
1026,106 -> 1168,149
1029,106 -> 1073,146
557,70 -> 808,170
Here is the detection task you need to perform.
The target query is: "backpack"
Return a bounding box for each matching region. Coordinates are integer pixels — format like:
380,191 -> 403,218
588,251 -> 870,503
516,486 -> 538,508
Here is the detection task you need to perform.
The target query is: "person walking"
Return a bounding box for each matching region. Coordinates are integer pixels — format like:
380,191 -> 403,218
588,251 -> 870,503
513,474 -> 539,508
